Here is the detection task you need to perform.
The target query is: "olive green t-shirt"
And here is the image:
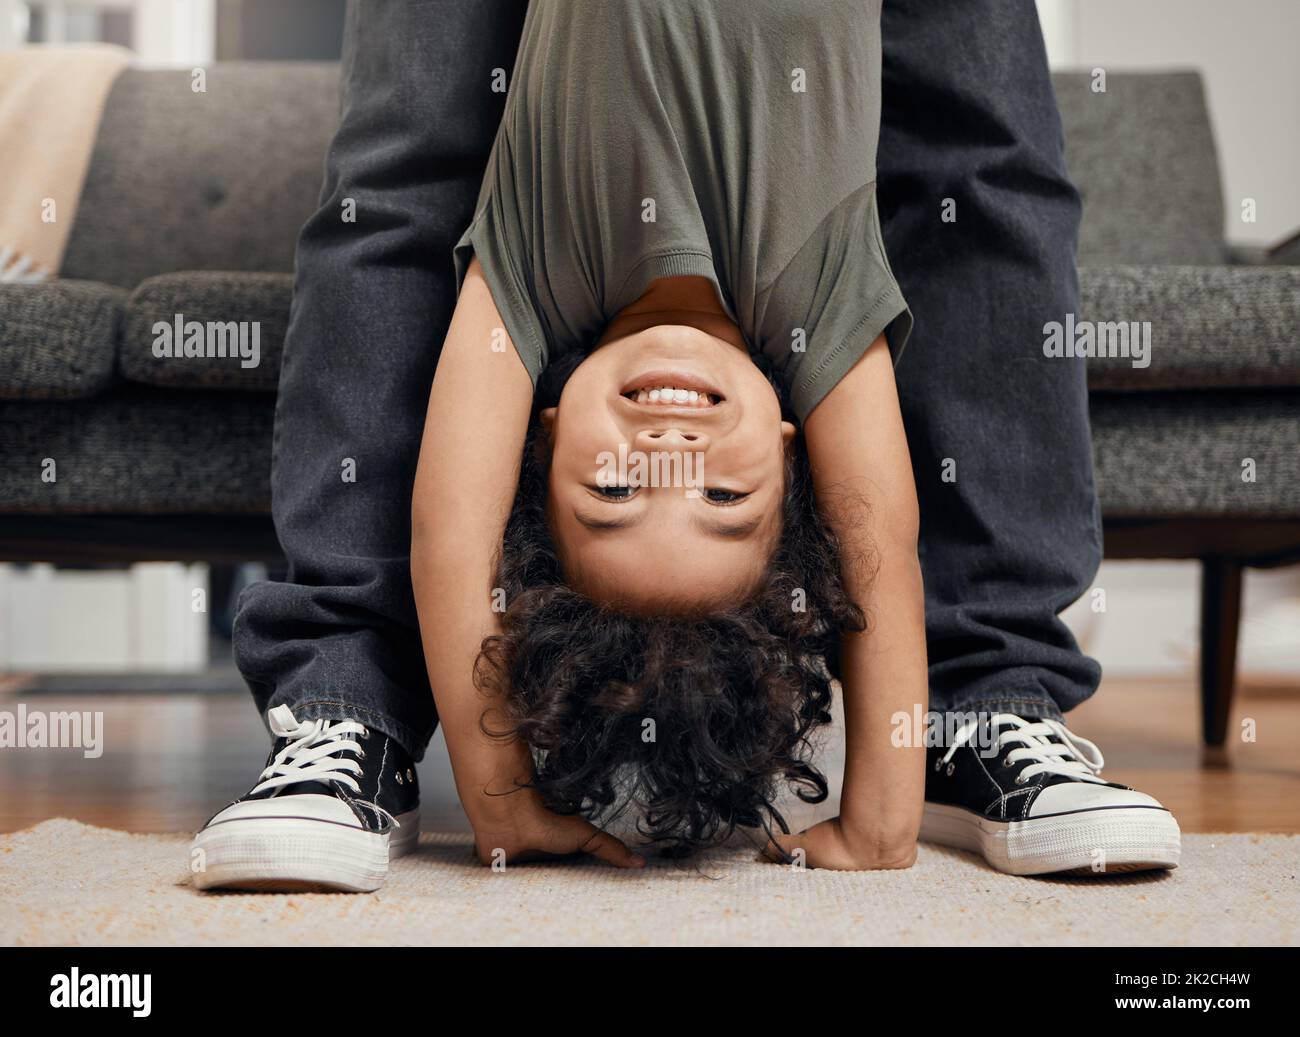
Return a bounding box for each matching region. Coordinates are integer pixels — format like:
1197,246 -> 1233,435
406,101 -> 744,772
453,0 -> 912,422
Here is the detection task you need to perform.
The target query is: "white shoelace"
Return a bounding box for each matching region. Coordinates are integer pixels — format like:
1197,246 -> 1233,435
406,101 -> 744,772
940,713 -> 1107,785
251,706 -> 391,820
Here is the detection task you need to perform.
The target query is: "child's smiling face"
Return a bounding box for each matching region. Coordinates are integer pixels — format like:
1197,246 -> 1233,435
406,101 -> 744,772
541,279 -> 795,614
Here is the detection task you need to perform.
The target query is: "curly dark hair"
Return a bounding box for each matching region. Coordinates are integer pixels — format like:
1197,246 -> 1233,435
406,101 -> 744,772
474,352 -> 869,855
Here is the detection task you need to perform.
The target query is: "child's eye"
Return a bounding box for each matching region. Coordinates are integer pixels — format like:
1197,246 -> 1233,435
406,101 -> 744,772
593,485 -> 637,500
703,488 -> 748,505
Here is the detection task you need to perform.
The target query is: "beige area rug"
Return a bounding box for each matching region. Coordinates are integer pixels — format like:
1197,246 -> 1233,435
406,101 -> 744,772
1,819 -> 1296,946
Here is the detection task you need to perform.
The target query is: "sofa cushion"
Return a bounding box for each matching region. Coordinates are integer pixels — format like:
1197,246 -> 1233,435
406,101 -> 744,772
1054,71 -> 1225,265
1081,266 -> 1300,391
117,264 -> 1297,394
0,387 -> 271,513
1091,389 -> 1300,518
121,272 -> 291,391
0,280 -> 122,399
61,64 -> 340,288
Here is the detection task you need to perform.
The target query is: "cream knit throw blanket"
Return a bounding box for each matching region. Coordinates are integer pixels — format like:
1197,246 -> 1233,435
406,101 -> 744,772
0,43 -> 132,282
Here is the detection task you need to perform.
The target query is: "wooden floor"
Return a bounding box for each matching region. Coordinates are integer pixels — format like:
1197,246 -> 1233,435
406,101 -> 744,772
1069,676 -> 1300,833
0,677 -> 1297,835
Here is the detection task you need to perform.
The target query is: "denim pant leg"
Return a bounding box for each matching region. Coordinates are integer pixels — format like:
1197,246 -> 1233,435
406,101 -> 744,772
878,0 -> 1103,722
232,1 -> 530,758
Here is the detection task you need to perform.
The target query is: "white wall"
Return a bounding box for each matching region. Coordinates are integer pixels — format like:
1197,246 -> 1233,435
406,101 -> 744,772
131,0 -> 214,66
0,0 -> 215,63
0,563 -> 209,672
1062,562 -> 1300,679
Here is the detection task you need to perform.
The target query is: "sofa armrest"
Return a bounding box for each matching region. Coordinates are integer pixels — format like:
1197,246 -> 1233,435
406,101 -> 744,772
1081,265 -> 1300,392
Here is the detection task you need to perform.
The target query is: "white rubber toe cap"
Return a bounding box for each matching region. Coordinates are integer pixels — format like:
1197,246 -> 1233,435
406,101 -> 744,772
204,793 -> 363,830
1028,781 -> 1167,817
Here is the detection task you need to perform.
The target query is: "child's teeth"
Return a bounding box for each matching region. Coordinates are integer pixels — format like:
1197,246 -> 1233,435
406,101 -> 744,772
631,385 -> 716,406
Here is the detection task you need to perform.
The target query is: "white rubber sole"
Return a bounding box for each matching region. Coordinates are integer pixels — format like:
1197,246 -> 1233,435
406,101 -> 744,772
387,808 -> 421,859
920,802 -> 1181,876
192,808 -> 420,893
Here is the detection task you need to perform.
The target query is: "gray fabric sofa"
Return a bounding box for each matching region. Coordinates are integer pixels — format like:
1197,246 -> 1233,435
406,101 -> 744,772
2,65 -> 1297,745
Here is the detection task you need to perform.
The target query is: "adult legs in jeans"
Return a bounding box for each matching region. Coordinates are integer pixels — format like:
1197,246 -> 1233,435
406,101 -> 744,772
232,1 -> 530,759
236,0 -> 1100,766
878,4 -> 1182,875
236,0 -> 1097,756
878,0 -> 1104,723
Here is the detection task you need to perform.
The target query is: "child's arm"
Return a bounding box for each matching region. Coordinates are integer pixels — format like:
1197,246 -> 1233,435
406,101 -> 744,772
768,334 -> 927,870
411,257 -> 643,869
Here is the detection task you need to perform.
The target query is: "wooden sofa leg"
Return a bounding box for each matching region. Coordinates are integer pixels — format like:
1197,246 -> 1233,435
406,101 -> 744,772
1200,557 -> 1243,747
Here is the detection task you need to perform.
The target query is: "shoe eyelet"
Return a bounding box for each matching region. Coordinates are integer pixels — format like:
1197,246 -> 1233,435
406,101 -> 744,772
357,749 -> 367,760
406,768 -> 414,782
1014,775 -> 1028,785
933,758 -> 942,772
945,763 -> 956,777
359,728 -> 371,740
395,771 -> 404,784
1002,755 -> 1014,769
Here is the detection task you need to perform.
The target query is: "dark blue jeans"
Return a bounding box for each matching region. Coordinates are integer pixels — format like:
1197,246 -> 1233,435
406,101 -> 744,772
880,0 -> 1103,722
234,0 -> 1101,760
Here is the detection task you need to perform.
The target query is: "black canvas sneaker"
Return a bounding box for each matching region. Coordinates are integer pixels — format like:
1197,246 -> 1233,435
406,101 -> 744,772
921,713 -> 1180,875
192,705 -> 420,892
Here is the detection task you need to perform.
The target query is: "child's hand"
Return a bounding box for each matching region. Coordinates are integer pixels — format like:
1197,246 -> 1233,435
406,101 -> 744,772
762,817 -> 917,872
470,790 -> 646,870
